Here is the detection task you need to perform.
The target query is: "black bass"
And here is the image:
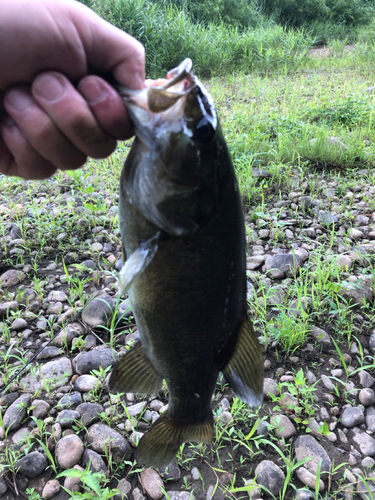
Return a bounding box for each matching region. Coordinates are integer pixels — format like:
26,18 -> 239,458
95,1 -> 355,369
109,59 -> 263,467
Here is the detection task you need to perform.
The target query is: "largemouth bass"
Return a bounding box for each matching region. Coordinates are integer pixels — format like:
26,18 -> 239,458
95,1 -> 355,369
109,59 -> 263,467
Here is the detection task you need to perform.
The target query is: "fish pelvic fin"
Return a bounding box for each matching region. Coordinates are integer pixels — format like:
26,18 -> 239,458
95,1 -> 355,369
118,232 -> 161,294
108,341 -> 163,394
222,315 -> 263,408
137,410 -> 214,468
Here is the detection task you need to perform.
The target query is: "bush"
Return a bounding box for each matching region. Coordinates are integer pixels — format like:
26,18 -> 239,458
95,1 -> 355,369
261,0 -> 372,28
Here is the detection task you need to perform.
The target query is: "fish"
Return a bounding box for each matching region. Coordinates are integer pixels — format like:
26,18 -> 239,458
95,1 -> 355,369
108,58 -> 263,467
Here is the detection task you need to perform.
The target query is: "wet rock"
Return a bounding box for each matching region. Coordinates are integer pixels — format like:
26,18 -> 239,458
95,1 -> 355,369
82,449 -> 107,474
76,403 -> 103,427
82,294 -> 115,327
32,399 -> 50,419
0,301 -> 18,317
86,424 -> 128,463
141,468 -> 164,500
55,434 -> 84,469
73,347 -> 118,375
15,451 -> 47,478
294,435 -> 331,479
3,394 -> 31,431
270,414 -> 296,439
263,378 -> 280,399
0,269 -> 25,288
254,460 -> 285,496
42,480 -> 61,499
160,459 -> 181,482
19,357 -> 73,392
352,431 -> 375,456
296,468 -> 324,492
56,409 -> 81,428
74,375 -> 99,392
341,407 -> 364,428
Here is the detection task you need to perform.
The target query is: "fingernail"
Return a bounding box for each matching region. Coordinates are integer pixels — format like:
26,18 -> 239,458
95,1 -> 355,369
79,78 -> 107,105
33,73 -> 65,102
5,89 -> 33,112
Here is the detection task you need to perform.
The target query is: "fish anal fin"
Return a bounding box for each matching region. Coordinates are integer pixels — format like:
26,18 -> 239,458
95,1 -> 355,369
137,410 -> 213,468
108,341 -> 162,394
222,316 -> 263,408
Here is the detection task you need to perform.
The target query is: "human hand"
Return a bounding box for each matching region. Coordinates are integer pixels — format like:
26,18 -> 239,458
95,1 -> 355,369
0,0 -> 145,180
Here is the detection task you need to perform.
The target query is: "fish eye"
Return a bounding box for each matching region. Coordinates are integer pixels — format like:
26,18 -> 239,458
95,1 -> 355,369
195,117 -> 215,142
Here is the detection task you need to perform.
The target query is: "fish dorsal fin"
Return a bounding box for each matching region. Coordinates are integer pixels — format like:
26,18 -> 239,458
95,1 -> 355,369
118,232 -> 161,294
136,410 -> 213,467
222,315 -> 263,408
108,340 -> 163,394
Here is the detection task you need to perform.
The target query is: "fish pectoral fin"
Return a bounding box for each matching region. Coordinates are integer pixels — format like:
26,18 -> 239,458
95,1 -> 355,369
222,316 -> 264,408
137,410 -> 213,468
108,340 -> 163,394
118,232 -> 161,294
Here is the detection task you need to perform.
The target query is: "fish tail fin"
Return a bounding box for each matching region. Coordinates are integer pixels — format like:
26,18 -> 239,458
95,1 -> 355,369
223,315 -> 263,408
136,410 -> 214,467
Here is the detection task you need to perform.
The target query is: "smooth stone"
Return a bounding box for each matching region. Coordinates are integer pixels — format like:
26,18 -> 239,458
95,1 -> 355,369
36,346 -> 62,360
19,357 -> 73,392
47,290 -> 68,302
263,253 -> 303,279
321,375 -> 334,391
254,460 -> 285,496
42,480 -> 61,500
86,424 -> 128,463
32,399 -> 51,419
359,370 -> 375,388
115,479 -> 132,500
359,388 -> 375,406
353,432 -> 375,456
126,401 -> 147,417
263,378 -> 280,399
82,449 -> 107,474
341,407 -> 364,428
73,347 -> 118,375
162,493 -> 196,500
0,476 -> 7,495
367,406 -> 375,432
51,322 -> 84,347
270,414 -> 296,439
82,294 -> 114,327
11,427 -> 30,444
0,270 -> 25,288
296,467 -> 324,492
3,394 -> 31,431
76,403 -> 103,427
0,301 -> 18,317
141,468 -> 164,500
11,318 -> 27,330
294,435 -> 331,479
74,374 -> 99,392
159,459 -> 181,482
357,477 -> 375,499
55,434 -> 84,469
15,451 -> 47,478
310,326 -> 331,345
56,409 -> 81,428
0,392 -> 20,406
58,391 -> 82,409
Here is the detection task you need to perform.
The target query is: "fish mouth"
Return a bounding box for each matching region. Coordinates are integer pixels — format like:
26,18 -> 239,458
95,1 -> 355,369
115,58 -> 197,125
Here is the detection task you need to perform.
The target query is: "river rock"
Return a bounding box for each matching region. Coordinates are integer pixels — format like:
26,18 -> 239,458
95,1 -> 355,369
254,460 -> 285,496
141,468 -> 164,500
55,434 -> 84,469
76,402 -> 103,427
271,414 -> 296,439
3,394 -> 31,431
0,270 -> 25,288
74,374 -> 99,392
82,449 -> 107,474
32,399 -> 50,419
73,347 -> 118,375
15,451 -> 47,478
353,431 -> 375,456
82,294 -> 115,327
296,467 -> 324,492
160,459 -> 181,482
341,407 -> 364,428
42,480 -> 61,500
19,357 -> 73,392
56,409 -> 80,428
294,435 -> 331,479
86,424 -> 128,463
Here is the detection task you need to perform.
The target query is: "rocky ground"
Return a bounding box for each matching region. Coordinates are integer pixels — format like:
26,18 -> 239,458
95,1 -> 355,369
1,161 -> 375,500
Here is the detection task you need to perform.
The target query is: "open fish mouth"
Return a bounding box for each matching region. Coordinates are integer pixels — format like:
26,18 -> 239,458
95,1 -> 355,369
115,58 -> 197,118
